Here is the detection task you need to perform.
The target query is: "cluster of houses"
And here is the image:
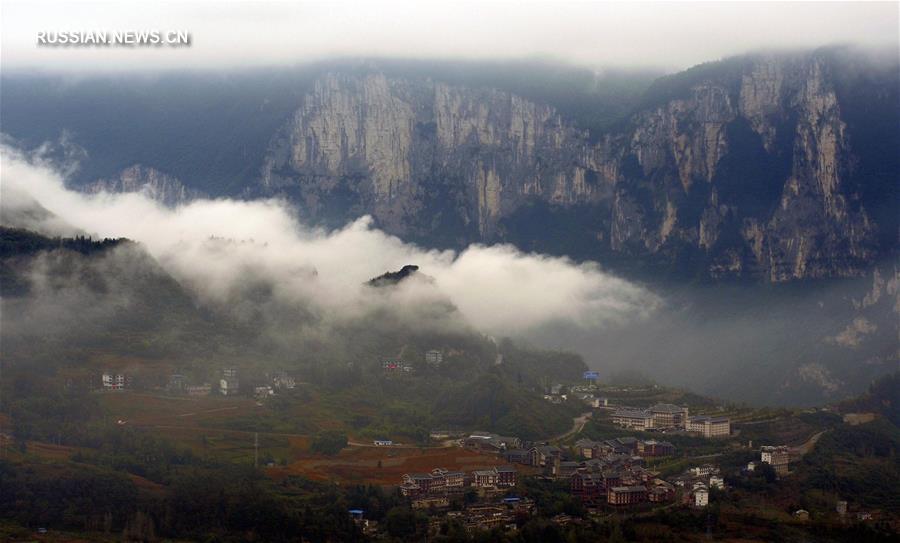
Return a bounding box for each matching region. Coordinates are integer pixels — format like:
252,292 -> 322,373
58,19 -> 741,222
574,437 -> 676,459
382,360 -> 414,374
611,403 -> 730,438
163,368 -> 295,399
381,350 -> 445,374
459,432 -> 695,510
399,466 -> 519,499
544,383 -> 610,406
669,464 -> 724,507
564,437 -> 681,507
165,374 -> 211,396
438,498 -> 535,533
100,372 -> 129,391
834,500 -> 876,523
570,463 -> 676,507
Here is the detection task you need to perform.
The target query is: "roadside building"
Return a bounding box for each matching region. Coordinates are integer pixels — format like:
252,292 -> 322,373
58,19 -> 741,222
760,445 -> 790,476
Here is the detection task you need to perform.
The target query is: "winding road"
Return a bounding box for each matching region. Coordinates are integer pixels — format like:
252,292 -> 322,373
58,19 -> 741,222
547,411 -> 593,443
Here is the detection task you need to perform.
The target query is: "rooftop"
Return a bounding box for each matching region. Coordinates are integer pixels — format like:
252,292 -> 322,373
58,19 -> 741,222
690,415 -> 729,423
650,403 -> 685,413
611,486 -> 647,492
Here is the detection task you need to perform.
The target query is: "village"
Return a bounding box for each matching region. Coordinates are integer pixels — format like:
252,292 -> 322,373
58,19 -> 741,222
85,362 -> 884,539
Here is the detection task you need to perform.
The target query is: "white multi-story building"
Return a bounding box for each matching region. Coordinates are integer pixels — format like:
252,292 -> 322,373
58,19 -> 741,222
686,416 -> 731,438
648,403 -> 689,429
424,350 -> 443,366
693,485 -> 709,507
688,464 -> 718,478
761,445 -> 790,476
612,408 -> 654,430
272,373 -> 296,389
219,368 -> 239,395
101,372 -> 127,391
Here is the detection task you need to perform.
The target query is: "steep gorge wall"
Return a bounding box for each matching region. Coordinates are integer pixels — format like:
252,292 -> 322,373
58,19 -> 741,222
260,72 -> 610,240
259,53 -> 890,281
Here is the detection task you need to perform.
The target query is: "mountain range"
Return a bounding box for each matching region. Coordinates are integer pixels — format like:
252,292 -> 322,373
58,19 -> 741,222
3,46 -> 897,282
2,47 -> 898,405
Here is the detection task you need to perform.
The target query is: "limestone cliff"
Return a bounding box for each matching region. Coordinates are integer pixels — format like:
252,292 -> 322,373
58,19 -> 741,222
260,72 -> 608,240
611,53 -> 881,281
258,52 -> 895,281
85,165 -> 201,207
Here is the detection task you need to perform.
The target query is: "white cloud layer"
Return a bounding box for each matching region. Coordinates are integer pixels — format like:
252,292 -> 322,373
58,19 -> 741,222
0,143 -> 658,335
1,1 -> 897,72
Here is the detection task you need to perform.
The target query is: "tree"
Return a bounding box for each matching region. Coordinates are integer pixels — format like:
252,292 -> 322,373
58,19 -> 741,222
310,430 -> 348,456
384,506 -> 424,538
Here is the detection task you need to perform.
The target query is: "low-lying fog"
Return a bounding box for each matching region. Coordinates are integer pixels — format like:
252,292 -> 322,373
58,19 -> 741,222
2,141 -> 894,407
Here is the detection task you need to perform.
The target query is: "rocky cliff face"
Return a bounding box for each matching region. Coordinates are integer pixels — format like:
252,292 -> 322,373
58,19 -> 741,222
84,165 -> 201,207
612,54 -> 880,281
260,72 -> 609,241
258,52 -> 893,281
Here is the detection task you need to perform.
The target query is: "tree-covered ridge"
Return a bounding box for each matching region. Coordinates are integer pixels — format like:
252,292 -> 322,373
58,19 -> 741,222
0,226 -> 127,258
1,225 -> 588,441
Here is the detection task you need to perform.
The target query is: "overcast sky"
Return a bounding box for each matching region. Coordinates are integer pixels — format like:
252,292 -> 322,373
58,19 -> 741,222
1,1 -> 898,73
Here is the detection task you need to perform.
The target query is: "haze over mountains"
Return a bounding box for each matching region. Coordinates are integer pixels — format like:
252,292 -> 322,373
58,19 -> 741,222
4,48 -> 897,281
1,46 -> 898,406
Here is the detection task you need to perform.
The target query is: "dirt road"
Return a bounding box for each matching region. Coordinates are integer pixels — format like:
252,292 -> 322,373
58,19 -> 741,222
548,411 -> 593,443
791,430 -> 827,458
